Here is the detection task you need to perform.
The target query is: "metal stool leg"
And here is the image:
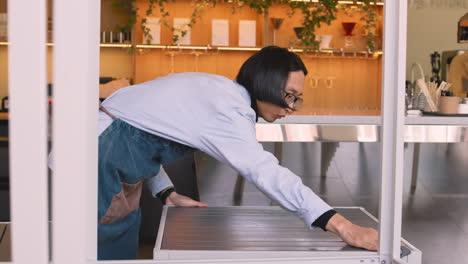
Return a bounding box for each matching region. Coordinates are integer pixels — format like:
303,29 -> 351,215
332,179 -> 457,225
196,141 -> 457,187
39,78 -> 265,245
321,142 -> 339,178
274,142 -> 283,163
411,143 -> 420,193
270,142 -> 283,206
233,174 -> 245,206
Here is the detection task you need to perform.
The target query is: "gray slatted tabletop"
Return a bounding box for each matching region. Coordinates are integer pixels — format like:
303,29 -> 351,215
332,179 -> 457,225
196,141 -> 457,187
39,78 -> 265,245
160,206 -> 377,252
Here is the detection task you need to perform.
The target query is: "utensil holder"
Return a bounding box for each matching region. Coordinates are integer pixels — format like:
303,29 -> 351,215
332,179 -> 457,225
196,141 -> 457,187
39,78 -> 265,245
439,96 -> 459,114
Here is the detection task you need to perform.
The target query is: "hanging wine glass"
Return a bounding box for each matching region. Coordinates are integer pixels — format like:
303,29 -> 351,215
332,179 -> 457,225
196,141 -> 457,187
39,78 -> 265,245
166,50 -> 178,74
191,50 -> 204,72
270,17 -> 284,46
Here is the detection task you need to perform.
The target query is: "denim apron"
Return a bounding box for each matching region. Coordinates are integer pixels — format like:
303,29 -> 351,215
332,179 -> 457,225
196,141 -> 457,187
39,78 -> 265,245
97,111 -> 194,260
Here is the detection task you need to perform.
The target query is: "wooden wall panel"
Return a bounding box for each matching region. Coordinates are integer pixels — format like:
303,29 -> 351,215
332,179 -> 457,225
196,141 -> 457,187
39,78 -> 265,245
130,1 -> 382,115
135,0 -> 264,46
297,56 -> 382,115
135,49 -> 254,82
99,48 -> 133,80
135,49 -> 382,115
133,2 -> 382,49
0,0 -> 382,115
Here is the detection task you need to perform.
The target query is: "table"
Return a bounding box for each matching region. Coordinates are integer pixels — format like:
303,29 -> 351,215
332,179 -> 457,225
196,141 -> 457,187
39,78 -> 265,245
154,206 -> 421,263
231,115 -> 468,203
255,115 -> 468,143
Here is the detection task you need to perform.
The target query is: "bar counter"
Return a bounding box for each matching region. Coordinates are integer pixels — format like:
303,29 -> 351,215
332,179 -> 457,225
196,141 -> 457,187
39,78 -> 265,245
0,112 -> 467,143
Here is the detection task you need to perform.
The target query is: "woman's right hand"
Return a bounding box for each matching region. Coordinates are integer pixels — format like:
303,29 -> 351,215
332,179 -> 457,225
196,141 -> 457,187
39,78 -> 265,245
325,213 -> 379,251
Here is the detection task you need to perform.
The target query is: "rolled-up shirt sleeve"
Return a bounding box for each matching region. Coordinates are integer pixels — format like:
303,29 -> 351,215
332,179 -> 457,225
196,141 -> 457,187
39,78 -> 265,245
197,111 -> 332,228
146,166 -> 174,198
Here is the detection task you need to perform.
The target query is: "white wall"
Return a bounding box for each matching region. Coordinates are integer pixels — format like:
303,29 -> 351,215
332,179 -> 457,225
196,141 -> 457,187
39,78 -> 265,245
406,7 -> 468,80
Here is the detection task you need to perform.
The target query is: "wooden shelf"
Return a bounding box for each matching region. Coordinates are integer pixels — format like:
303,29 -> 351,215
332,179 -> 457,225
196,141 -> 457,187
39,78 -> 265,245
136,44 -> 211,50
135,44 -> 262,52
100,43 -> 132,48
0,42 -> 55,47
0,42 -> 132,48
134,44 -> 383,57
0,41 -> 383,58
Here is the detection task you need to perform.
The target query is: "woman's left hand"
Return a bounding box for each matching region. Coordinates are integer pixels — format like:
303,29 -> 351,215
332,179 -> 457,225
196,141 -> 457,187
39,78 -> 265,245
165,191 -> 208,207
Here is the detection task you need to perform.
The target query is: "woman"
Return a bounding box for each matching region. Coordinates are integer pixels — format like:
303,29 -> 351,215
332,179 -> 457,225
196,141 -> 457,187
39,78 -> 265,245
97,46 -> 378,260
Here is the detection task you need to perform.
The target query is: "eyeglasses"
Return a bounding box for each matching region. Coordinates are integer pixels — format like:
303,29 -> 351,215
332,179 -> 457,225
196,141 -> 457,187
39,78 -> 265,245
284,92 -> 303,109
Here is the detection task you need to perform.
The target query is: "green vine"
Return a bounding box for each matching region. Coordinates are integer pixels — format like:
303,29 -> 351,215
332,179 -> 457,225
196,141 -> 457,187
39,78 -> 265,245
143,0 -> 211,44
237,0 -> 279,14
140,0 -> 157,43
289,0 -> 338,49
339,0 -> 379,51
112,0 -> 377,49
359,0 -> 379,51
112,0 -> 138,34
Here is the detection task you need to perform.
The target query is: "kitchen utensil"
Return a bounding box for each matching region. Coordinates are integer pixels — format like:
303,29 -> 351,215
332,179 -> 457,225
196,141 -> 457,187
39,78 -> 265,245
417,79 -> 437,111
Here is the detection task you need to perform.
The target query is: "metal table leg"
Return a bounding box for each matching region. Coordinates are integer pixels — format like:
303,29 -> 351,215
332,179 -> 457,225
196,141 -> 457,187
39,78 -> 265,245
411,143 -> 420,193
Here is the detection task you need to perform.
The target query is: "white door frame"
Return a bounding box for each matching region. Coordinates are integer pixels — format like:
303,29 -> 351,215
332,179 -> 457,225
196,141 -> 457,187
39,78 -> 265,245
7,0 -> 49,263
379,0 -> 408,263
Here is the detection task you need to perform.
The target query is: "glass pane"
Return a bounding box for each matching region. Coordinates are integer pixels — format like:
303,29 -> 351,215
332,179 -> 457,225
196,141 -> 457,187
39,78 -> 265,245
406,4 -> 468,113
294,5 -> 383,117
96,1 -> 385,262
404,2 -> 468,263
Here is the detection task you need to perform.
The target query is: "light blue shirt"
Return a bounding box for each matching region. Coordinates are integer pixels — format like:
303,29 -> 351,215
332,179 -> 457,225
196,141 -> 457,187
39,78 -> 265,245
101,72 -> 332,228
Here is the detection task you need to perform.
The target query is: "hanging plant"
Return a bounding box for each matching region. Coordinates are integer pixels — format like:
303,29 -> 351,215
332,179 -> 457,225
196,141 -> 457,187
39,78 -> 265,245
150,0 -> 283,44
111,0 -> 139,54
112,0 -> 209,45
113,0 -> 380,50
339,0 -> 380,51
234,0 -> 340,49
358,0 -> 379,51
140,0 -> 157,43
236,0 -> 278,14
112,0 -> 139,33
288,0 -> 339,49
144,0 -> 212,44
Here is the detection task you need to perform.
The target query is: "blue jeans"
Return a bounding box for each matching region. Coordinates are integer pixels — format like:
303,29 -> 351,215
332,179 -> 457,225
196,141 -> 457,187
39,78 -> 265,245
97,118 -> 193,260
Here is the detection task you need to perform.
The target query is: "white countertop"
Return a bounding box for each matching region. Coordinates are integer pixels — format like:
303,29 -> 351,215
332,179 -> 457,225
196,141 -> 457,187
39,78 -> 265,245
259,115 -> 381,125
259,115 -> 468,126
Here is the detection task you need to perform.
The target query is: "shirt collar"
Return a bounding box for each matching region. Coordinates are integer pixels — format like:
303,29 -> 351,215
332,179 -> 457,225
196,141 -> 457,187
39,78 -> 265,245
233,80 -> 259,122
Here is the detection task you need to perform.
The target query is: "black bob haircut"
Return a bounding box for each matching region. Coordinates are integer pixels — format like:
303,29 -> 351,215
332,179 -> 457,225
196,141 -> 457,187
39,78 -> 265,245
235,46 -> 308,111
